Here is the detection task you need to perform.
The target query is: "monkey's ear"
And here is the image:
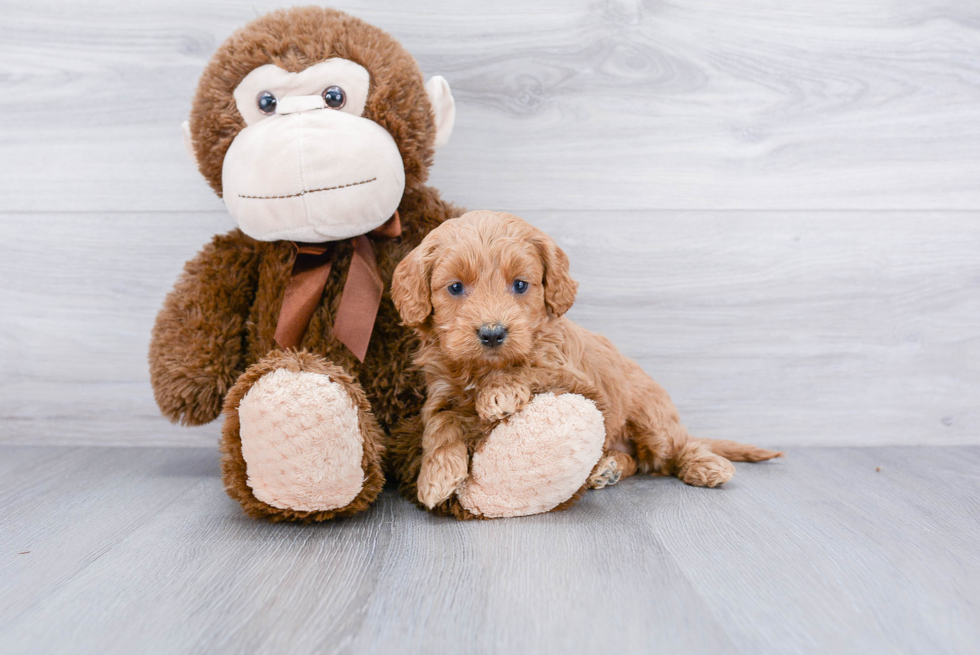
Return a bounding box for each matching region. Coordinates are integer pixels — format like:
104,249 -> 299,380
535,232 -> 578,318
181,120 -> 197,165
425,76 -> 455,149
391,239 -> 436,327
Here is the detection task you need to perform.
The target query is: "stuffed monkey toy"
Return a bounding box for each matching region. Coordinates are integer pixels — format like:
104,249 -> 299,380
150,7 -> 460,521
151,6 -> 605,522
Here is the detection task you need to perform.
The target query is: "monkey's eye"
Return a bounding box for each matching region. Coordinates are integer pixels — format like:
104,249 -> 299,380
448,282 -> 465,296
513,280 -> 529,294
256,91 -> 277,115
322,86 -> 346,109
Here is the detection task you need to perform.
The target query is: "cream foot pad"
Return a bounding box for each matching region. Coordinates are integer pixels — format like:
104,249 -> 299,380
458,392 -> 606,518
238,369 -> 364,512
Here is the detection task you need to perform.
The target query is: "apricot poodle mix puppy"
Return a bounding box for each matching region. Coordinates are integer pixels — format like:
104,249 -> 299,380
391,210 -> 781,511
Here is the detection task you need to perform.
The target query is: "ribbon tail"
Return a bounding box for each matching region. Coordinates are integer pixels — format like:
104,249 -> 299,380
274,247 -> 333,350
333,235 -> 384,362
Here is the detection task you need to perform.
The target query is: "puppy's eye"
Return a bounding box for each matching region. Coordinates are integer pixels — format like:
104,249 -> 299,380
256,91 -> 277,115
322,86 -> 346,109
512,280 -> 529,294
448,282 -> 465,296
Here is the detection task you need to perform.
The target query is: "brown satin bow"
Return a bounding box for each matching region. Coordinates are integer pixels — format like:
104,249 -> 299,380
274,211 -> 402,362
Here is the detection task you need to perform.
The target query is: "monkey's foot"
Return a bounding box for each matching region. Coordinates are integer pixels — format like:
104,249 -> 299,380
457,392 -> 605,518
220,351 -> 384,521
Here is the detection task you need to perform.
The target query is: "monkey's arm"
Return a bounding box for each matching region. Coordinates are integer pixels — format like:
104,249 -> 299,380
149,230 -> 260,426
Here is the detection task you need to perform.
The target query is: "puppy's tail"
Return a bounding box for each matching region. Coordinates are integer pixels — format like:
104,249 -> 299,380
698,438 -> 783,462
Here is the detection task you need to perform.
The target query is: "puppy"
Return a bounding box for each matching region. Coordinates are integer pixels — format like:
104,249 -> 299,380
391,210 -> 781,509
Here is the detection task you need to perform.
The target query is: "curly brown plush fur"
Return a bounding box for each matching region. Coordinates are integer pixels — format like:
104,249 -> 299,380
220,351 -> 386,522
188,6 -> 438,198
149,7 -> 464,520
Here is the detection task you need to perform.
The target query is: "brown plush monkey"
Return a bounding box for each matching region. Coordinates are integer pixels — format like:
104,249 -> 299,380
149,7 -> 462,521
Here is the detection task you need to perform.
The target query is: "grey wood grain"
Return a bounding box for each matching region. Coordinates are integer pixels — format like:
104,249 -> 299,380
1,210 -> 976,447
1,445 -> 978,654
0,0 -> 978,212
632,447 -> 980,652
0,447 -> 212,628
0,2 -> 978,446
0,212 -> 230,446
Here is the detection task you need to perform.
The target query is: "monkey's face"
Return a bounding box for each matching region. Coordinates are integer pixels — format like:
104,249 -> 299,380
221,59 -> 405,242
184,8 -> 456,244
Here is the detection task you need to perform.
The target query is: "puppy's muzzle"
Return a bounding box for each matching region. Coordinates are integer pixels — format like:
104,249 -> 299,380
477,323 -> 508,348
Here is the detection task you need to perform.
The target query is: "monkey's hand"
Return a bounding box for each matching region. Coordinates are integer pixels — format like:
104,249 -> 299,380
149,232 -> 260,426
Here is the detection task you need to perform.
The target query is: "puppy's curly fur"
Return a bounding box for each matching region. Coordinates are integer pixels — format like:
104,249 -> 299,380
390,210 -> 782,509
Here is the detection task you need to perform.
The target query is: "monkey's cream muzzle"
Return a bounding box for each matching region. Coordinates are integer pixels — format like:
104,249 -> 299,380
182,58 -> 455,244
221,104 -> 405,243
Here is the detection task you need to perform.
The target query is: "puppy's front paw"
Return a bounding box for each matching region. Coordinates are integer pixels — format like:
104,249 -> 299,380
417,445 -> 469,509
476,384 -> 532,422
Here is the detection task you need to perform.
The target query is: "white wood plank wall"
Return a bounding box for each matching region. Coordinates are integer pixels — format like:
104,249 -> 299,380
1,0 -> 977,446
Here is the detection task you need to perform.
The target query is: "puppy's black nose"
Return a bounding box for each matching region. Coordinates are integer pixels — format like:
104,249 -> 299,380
477,324 -> 508,348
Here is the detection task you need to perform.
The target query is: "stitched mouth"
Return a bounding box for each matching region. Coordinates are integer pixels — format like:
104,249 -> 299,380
238,177 -> 376,200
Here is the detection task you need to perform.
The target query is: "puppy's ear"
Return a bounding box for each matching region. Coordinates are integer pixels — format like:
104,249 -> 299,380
392,237 -> 436,327
534,232 -> 578,317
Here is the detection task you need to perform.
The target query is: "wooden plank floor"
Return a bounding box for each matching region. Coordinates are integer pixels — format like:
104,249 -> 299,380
1,446 -> 978,654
